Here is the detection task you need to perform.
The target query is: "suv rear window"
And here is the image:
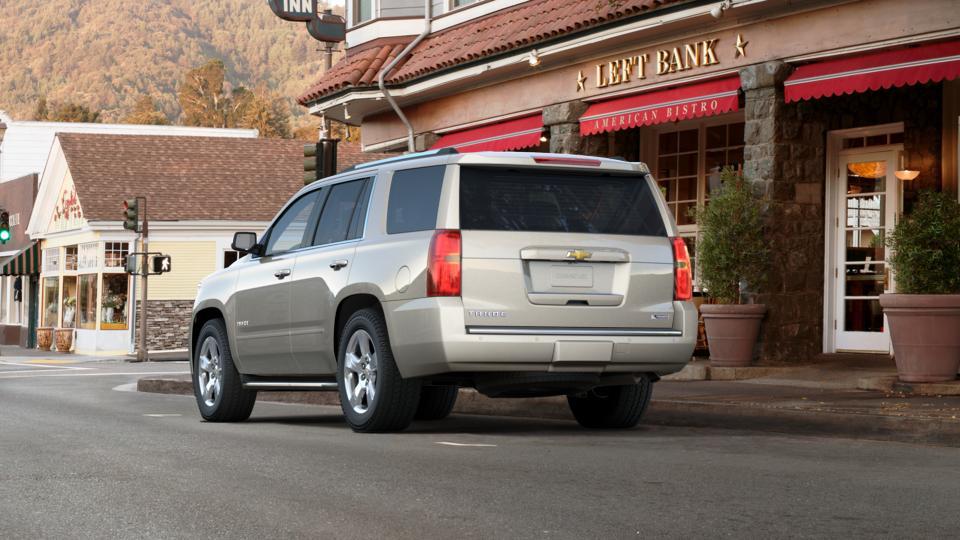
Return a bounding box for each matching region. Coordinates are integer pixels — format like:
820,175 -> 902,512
459,167 -> 667,236
387,166 -> 445,234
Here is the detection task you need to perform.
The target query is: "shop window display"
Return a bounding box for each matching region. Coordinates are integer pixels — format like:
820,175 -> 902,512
61,276 -> 78,328
42,277 -> 59,327
101,274 -> 129,330
78,274 -> 98,330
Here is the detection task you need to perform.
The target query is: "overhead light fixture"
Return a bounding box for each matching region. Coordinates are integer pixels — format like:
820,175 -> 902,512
343,104 -> 351,120
710,0 -> 733,19
895,151 -> 919,181
539,132 -> 549,143
527,49 -> 542,68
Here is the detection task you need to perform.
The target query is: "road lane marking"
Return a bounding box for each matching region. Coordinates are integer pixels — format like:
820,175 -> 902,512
143,414 -> 182,418
435,441 -> 497,448
0,360 -> 88,371
0,370 -> 189,379
20,359 -> 78,364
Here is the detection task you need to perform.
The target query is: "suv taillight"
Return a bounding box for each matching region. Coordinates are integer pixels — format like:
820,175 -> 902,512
428,230 -> 461,297
671,237 -> 693,301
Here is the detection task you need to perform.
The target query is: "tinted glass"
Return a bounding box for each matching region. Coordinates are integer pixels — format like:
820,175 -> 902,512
459,167 -> 667,236
314,180 -> 366,246
265,191 -> 320,256
387,166 -> 445,234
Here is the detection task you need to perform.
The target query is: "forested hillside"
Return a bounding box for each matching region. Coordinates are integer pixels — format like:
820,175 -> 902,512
0,0 -> 337,123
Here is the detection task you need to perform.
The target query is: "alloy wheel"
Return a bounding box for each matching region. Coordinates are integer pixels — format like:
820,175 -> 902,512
343,329 -> 379,414
197,336 -> 223,407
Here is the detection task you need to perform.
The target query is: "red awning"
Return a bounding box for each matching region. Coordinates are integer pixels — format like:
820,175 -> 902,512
431,115 -> 543,152
579,77 -> 740,136
785,40 -> 960,103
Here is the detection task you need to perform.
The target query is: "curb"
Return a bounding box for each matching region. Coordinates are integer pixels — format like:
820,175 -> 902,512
858,375 -> 960,396
137,377 -> 960,446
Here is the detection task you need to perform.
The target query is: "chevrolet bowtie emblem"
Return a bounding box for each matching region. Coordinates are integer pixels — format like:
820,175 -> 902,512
566,249 -> 593,261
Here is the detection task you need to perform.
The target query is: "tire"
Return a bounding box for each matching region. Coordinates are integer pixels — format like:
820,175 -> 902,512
193,319 -> 256,422
566,376 -> 653,429
415,385 -> 459,420
337,308 -> 421,432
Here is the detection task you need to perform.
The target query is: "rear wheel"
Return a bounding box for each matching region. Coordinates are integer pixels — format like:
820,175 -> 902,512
567,376 -> 652,429
193,319 -> 256,422
415,385 -> 459,420
337,308 -> 421,432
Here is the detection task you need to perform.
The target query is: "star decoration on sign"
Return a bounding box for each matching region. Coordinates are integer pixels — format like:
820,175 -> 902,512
576,70 -> 587,92
735,34 -> 748,58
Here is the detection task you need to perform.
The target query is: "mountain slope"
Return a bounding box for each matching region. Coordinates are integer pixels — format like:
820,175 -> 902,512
0,0 -> 336,123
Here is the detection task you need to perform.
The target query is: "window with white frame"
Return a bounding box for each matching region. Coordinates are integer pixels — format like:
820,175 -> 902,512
43,248 -> 59,273
653,118 -> 745,290
104,242 -> 129,269
79,242 -> 100,272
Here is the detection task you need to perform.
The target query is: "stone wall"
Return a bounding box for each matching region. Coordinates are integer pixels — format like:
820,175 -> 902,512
133,299 -> 192,351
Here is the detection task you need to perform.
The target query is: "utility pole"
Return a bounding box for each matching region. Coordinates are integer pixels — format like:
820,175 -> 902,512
137,197 -> 148,362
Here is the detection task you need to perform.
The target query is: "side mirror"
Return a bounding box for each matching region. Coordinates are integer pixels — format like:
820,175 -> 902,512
232,232 -> 260,255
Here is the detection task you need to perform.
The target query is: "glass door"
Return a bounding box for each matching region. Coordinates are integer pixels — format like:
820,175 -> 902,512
834,150 -> 898,352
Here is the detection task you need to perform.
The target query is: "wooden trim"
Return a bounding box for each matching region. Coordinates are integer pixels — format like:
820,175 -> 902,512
943,79 -> 960,198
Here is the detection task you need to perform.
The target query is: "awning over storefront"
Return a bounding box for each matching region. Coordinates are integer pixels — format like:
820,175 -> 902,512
1,242 -> 40,276
785,40 -> 960,103
579,76 -> 741,136
431,115 -> 543,152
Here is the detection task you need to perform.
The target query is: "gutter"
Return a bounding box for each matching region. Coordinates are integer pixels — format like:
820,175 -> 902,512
377,0 -> 433,153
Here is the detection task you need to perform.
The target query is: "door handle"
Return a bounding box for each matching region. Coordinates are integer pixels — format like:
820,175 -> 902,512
330,260 -> 349,271
274,269 -> 291,280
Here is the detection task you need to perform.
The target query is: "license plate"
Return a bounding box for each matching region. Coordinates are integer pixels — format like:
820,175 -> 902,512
550,265 -> 593,287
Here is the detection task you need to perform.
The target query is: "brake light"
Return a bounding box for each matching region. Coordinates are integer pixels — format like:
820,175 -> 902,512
427,230 -> 461,297
671,237 -> 693,301
533,157 -> 602,167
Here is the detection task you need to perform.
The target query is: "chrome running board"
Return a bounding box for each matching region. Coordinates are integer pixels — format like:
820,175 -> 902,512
242,381 -> 339,391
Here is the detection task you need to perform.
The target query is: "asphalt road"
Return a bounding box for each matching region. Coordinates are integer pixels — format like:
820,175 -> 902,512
1,359 -> 959,539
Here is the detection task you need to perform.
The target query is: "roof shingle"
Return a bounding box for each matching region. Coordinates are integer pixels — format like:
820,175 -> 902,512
299,0 -> 684,105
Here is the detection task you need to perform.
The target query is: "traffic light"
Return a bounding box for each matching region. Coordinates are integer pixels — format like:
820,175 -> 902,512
0,212 -> 9,244
123,198 -> 139,231
304,143 -> 319,184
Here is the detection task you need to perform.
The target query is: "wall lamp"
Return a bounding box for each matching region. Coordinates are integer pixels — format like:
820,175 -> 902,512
895,151 -> 919,181
710,0 -> 733,19
527,49 -> 542,68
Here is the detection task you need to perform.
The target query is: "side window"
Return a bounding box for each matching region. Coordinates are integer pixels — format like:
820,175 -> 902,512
313,179 -> 367,246
387,166 -> 445,234
264,191 -> 321,256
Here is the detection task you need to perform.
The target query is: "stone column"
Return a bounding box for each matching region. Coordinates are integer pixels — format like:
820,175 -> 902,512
740,61 -> 827,363
543,101 -> 588,154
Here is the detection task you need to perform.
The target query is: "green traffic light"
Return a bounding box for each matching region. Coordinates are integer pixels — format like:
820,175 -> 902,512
0,230 -> 10,242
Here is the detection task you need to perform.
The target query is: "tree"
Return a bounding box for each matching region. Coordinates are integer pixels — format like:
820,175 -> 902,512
178,59 -> 230,127
35,100 -> 101,123
33,97 -> 49,121
236,85 -> 291,138
122,96 -> 170,125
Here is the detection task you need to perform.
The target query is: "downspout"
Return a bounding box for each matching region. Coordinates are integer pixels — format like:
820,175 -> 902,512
377,0 -> 432,153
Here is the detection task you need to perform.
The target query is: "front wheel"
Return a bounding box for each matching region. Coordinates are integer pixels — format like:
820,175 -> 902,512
567,376 -> 653,429
193,319 -> 256,422
337,308 -> 421,432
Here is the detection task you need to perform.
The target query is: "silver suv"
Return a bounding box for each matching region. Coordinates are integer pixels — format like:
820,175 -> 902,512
190,150 -> 696,432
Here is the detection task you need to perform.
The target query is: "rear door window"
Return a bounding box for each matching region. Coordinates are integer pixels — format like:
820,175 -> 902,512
459,166 -> 667,237
387,166 -> 445,234
313,179 -> 367,246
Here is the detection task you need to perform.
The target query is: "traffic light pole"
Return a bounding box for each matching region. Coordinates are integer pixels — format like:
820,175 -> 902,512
137,197 -> 149,363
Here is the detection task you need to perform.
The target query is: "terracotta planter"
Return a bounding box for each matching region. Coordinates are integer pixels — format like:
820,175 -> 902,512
55,328 -> 74,353
36,327 -> 54,351
700,304 -> 766,367
879,294 -> 960,383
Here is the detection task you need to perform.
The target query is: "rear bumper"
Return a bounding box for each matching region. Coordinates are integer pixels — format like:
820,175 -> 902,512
383,297 -> 696,378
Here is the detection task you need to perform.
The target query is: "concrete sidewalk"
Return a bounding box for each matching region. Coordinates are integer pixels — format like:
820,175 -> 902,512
137,355 -> 960,446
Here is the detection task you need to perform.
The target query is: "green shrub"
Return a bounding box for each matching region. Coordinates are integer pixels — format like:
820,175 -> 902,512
694,168 -> 768,304
887,190 -> 960,294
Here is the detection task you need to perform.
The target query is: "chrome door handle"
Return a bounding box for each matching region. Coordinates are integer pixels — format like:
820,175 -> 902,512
330,260 -> 349,271
274,269 -> 291,280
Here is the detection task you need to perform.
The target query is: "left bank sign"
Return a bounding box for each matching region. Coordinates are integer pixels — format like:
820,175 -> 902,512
267,0 -> 316,22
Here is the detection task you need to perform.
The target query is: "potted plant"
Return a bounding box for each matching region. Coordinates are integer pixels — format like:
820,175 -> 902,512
102,294 -> 119,323
36,327 -> 53,351
62,296 -> 76,328
55,327 -> 74,352
880,191 -> 960,382
694,168 -> 769,367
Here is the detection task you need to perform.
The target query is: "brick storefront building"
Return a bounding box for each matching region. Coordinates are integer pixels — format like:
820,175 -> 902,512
300,0 -> 960,362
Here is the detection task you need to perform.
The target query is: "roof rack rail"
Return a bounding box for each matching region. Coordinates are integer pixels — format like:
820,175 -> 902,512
342,147 -> 458,173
